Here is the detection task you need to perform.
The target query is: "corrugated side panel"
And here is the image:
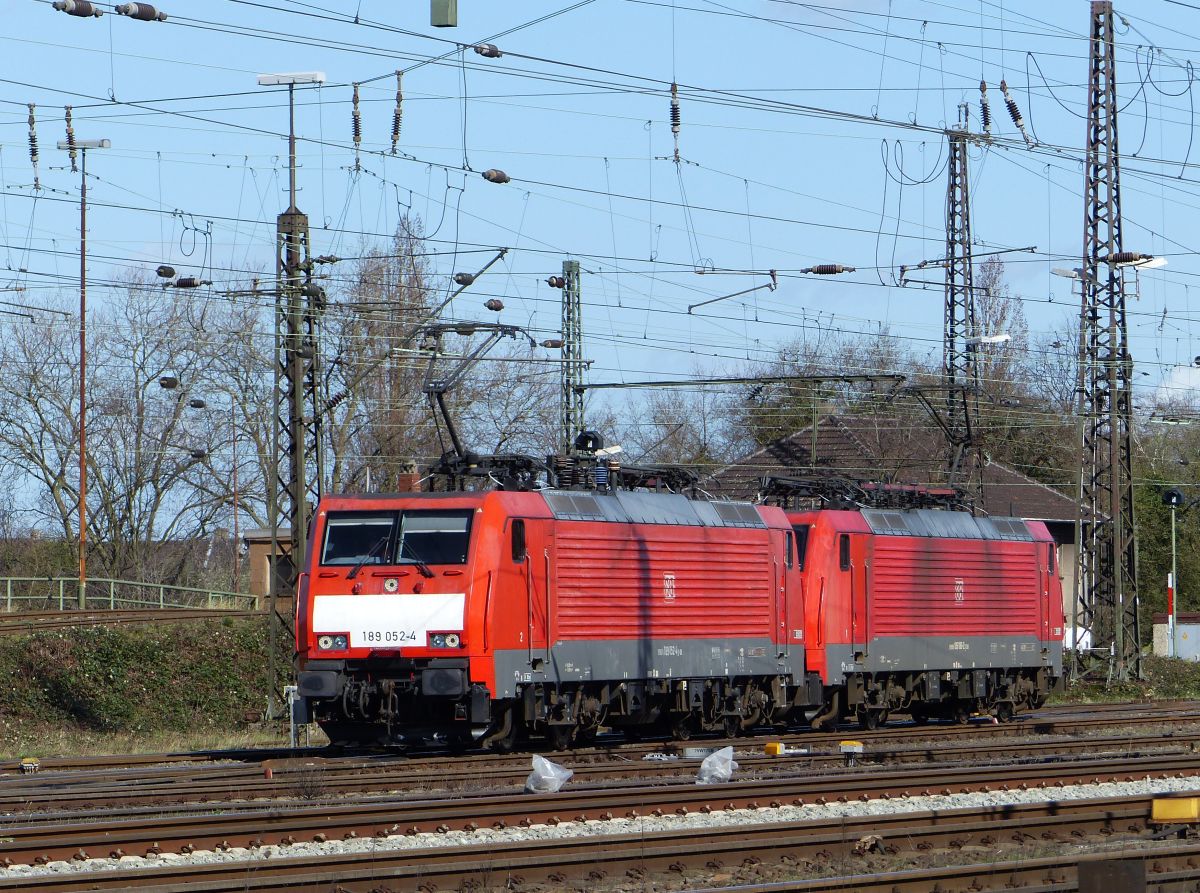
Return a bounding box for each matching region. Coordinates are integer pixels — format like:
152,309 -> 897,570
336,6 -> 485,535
554,524 -> 773,639
868,537 -> 1040,637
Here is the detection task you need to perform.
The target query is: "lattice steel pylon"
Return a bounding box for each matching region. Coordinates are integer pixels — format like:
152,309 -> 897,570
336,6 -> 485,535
1074,0 -> 1140,681
560,260 -> 585,452
943,105 -> 982,508
267,95 -> 326,719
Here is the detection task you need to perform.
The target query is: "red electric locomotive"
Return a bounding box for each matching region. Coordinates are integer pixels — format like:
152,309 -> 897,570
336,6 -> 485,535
789,508 -> 1064,729
295,487 -> 815,749
294,477 -> 1064,747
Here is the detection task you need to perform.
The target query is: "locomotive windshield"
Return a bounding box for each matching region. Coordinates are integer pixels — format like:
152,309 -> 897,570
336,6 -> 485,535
320,510 -> 473,567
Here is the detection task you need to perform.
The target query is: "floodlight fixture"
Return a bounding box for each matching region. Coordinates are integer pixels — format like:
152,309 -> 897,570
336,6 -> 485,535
56,139 -> 109,150
965,333 -> 1011,346
256,72 -> 326,86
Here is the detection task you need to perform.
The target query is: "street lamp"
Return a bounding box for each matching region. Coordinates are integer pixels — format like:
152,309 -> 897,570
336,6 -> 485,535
57,137 -> 109,609
159,377 -> 241,591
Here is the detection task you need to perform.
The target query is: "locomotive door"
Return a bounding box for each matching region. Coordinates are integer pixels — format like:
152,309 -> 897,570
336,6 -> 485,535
846,534 -> 869,657
520,520 -> 550,669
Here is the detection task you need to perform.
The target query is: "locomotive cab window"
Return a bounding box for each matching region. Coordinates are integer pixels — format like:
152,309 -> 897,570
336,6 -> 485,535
792,524 -> 810,570
321,513 -> 395,566
511,519 -> 527,562
838,534 -> 850,571
320,509 -> 473,567
785,531 -> 794,568
398,511 -> 472,566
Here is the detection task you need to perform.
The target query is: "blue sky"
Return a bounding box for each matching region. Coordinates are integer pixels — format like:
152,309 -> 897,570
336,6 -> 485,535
3,0 -> 1200,413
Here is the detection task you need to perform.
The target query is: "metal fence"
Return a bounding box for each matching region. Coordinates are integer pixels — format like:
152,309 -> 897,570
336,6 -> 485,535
0,577 -> 258,612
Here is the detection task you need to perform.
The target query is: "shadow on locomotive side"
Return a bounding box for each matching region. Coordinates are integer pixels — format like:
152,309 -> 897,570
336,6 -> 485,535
294,435 -> 1064,751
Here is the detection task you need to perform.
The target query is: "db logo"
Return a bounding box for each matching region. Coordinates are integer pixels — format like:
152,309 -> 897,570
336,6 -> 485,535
663,572 -> 677,601
954,578 -> 965,603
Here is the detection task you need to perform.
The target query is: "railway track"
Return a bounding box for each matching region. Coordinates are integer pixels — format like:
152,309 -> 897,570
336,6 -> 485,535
2,727 -> 1197,816
1,750 -> 1197,866
0,793 -> 1182,891
3,706 -> 1198,815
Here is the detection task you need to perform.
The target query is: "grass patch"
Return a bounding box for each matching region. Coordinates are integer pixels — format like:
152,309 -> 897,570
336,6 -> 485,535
0,617 -> 291,759
1051,654 -> 1200,704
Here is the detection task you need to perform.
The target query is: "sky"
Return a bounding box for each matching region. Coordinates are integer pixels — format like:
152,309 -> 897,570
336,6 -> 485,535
4,0 -> 1200,426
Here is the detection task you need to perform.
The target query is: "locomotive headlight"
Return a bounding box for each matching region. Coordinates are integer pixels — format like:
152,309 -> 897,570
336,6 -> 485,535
333,635 -> 348,650
444,633 -> 461,648
430,633 -> 446,648
317,635 -> 334,650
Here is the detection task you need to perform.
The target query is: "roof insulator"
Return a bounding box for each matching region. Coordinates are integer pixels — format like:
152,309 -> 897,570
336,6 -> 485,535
155,264 -> 176,279
546,275 -> 565,288
53,1 -> 104,17
453,272 -> 476,286
484,299 -> 504,311
474,43 -> 503,58
482,168 -> 510,184
115,3 -> 167,20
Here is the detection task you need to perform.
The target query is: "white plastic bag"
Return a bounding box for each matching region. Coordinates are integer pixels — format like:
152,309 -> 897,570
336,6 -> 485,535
695,745 -> 738,784
524,753 -> 574,793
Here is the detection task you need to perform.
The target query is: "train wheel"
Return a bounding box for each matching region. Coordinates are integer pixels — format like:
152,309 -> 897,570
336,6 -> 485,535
877,710 -> 890,727
856,708 -> 878,732
952,704 -> 970,725
548,725 -> 573,751
995,702 -> 1014,724
671,715 -> 695,741
722,715 -> 741,738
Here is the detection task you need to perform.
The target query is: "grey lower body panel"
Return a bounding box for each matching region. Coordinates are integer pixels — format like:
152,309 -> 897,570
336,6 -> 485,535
492,637 -> 805,699
825,636 -> 1063,679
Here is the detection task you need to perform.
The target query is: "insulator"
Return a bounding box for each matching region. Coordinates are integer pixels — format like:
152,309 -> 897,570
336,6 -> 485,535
453,272 -> 476,286
805,264 -> 855,275
1107,251 -> 1145,266
1001,90 -> 1022,128
484,299 -> 504,311
64,105 -> 78,174
978,80 -> 992,133
174,277 -> 210,289
26,104 -> 39,190
542,338 -> 563,349
474,43 -> 503,58
390,71 -> 403,155
1000,80 -> 1035,148
351,83 -> 362,150
155,264 -> 175,278
115,3 -> 166,21
482,168 -> 510,184
669,82 -> 681,134
546,275 -> 565,288
53,0 -> 104,17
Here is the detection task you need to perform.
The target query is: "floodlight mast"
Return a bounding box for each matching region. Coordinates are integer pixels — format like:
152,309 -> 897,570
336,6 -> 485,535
257,71 -> 325,720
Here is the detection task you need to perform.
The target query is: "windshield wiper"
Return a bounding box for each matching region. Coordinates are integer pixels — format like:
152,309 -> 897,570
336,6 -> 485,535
400,539 -> 436,578
347,535 -> 389,580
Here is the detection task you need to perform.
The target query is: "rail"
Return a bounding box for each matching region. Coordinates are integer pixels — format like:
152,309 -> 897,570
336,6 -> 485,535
0,577 -> 257,612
